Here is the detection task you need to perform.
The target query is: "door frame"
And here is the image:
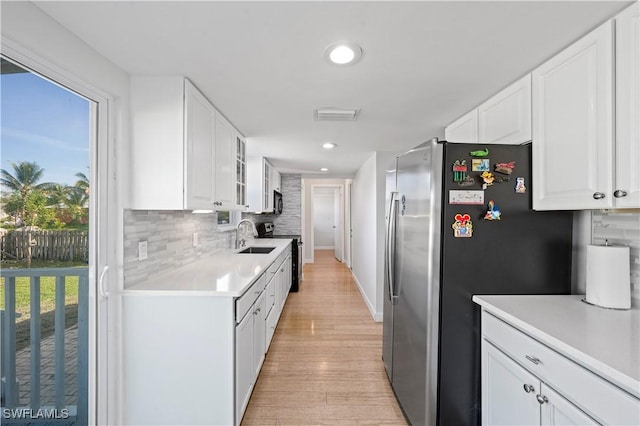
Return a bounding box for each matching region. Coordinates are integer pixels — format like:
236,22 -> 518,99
309,183 -> 345,264
1,39 -> 119,425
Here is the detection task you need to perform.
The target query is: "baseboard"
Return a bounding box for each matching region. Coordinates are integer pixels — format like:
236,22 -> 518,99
314,246 -> 335,250
350,271 -> 383,322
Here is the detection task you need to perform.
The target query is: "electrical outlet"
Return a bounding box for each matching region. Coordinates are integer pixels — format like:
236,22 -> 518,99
138,240 -> 148,261
192,232 -> 199,247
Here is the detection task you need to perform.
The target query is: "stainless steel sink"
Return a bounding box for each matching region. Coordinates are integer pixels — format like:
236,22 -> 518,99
237,246 -> 275,254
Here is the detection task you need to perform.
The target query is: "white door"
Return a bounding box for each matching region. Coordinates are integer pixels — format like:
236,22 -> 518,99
235,309 -> 254,423
333,187 -> 343,262
539,384 -> 598,426
214,111 -> 235,209
0,53 -> 112,424
185,80 -> 215,210
615,3 -> 640,208
532,21 -> 614,210
482,341 -> 540,425
478,74 -> 532,144
312,191 -> 335,250
445,109 -> 479,142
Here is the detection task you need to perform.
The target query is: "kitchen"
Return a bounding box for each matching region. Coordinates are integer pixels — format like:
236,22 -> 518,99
0,1 -> 639,426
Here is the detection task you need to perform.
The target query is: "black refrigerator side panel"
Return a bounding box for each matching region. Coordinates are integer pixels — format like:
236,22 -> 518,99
436,143 -> 573,426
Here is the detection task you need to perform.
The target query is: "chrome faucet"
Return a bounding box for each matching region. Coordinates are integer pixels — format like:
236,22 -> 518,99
235,219 -> 258,249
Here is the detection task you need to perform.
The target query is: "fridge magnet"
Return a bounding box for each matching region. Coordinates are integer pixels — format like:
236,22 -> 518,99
480,171 -> 494,189
493,175 -> 511,184
494,161 -> 515,175
449,190 -> 484,205
515,177 -> 527,193
471,158 -> 490,172
484,200 -> 501,221
452,160 -> 468,183
452,213 -> 473,238
469,148 -> 489,157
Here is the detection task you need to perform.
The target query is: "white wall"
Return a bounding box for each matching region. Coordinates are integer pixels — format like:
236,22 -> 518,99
1,3 -> 130,424
351,154 -> 379,320
350,151 -> 400,322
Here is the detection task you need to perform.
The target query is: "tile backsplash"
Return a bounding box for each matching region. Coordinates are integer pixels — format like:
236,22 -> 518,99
243,173 -> 302,235
123,210 -> 235,288
592,210 -> 640,303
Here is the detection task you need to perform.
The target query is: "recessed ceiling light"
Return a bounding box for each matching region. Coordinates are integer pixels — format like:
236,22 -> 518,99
322,143 -> 336,149
320,168 -> 329,172
324,42 -> 363,66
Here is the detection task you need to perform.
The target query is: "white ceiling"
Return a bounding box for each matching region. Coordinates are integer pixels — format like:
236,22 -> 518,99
34,1 -> 632,177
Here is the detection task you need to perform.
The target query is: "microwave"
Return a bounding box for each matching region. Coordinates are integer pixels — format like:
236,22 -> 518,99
273,190 -> 283,214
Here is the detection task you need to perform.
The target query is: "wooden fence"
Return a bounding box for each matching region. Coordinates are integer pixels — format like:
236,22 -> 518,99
0,230 -> 88,262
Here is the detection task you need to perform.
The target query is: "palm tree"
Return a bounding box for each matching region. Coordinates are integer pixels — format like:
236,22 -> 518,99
66,187 -> 89,224
1,161 -> 52,223
47,183 -> 71,208
0,161 -> 52,197
74,171 -> 89,196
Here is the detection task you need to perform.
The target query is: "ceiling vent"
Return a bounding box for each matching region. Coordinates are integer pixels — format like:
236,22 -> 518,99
314,108 -> 360,121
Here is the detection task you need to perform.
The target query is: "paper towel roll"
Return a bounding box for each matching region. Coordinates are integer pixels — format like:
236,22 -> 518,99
585,244 -> 631,309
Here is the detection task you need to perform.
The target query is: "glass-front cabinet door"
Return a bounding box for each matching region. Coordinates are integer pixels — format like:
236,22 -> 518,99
235,134 -> 246,209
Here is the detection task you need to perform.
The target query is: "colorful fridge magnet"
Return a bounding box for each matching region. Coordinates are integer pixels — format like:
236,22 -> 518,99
484,200 -> 501,220
471,158 -> 490,172
494,161 -> 515,175
481,171 -> 495,189
452,213 -> 473,238
469,148 -> 489,157
453,160 -> 468,183
449,190 -> 484,205
515,177 -> 527,193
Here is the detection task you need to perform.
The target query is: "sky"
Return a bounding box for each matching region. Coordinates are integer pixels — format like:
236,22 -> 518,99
1,69 -> 90,187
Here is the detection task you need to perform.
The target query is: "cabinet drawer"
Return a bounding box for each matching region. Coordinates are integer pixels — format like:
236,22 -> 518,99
483,312 -> 640,425
236,273 -> 266,323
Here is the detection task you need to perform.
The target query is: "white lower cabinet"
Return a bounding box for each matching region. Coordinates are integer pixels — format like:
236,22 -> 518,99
481,310 -> 640,426
482,341 -> 596,426
253,291 -> 267,378
123,244 -> 294,426
235,304 -> 254,423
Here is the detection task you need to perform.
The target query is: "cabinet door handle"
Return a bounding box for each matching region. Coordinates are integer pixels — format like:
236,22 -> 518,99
592,192 -> 605,200
525,355 -> 541,365
614,190 -> 628,198
536,394 -> 548,405
523,384 -> 535,393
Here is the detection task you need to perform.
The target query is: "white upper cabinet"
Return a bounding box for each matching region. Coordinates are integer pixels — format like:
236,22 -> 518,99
247,156 -> 273,213
445,109 -> 478,143
130,76 -> 246,211
532,21 -> 614,210
214,112 -> 236,209
478,74 -> 532,144
445,74 -> 532,145
130,76 -> 215,210
615,3 -> 640,208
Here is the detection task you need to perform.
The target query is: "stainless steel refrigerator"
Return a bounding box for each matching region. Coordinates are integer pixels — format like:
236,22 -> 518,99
382,139 -> 573,426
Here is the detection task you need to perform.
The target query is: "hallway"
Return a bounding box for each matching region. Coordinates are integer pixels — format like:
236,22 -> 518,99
241,250 -> 407,425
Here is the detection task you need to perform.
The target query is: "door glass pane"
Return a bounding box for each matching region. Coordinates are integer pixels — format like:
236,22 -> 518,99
0,57 -> 90,425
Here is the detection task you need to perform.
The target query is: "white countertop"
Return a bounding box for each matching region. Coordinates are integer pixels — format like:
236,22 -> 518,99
473,294 -> 640,399
123,238 -> 292,297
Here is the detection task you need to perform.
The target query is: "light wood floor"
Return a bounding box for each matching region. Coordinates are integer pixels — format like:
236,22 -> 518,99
242,250 -> 407,425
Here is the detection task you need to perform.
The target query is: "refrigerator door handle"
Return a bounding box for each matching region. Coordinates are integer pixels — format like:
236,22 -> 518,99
387,192 -> 400,304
